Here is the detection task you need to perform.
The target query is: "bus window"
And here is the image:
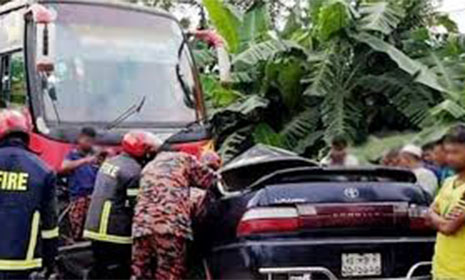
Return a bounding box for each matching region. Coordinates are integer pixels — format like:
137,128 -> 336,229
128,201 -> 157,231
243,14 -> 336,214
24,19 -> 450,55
0,55 -> 10,108
10,52 -> 27,106
0,52 -> 27,108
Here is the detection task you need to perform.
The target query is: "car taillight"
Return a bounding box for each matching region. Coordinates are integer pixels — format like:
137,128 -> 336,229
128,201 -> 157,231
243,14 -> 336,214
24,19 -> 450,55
408,205 -> 432,231
237,203 -> 433,237
237,207 -> 299,237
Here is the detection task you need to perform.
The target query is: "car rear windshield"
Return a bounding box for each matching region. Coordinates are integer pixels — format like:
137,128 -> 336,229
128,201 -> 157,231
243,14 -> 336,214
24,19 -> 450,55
246,168 -> 417,190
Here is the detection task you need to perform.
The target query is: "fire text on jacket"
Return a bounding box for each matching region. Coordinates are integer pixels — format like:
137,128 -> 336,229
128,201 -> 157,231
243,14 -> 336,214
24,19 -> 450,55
0,171 -> 29,191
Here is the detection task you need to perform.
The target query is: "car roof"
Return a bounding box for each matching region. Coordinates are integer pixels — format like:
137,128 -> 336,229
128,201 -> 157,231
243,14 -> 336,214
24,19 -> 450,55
221,144 -> 317,172
220,145 -> 318,191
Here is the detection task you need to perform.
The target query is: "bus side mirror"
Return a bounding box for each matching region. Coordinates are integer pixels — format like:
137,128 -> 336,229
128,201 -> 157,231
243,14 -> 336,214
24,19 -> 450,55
28,4 -> 56,74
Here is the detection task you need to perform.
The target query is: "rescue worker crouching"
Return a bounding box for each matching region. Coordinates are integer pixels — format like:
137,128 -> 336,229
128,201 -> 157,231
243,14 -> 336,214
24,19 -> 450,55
84,131 -> 161,280
0,109 -> 58,280
131,150 -> 221,280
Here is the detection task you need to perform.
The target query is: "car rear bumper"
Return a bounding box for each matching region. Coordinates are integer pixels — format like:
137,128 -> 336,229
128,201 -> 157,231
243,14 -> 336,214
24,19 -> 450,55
207,236 -> 435,279
258,262 -> 432,280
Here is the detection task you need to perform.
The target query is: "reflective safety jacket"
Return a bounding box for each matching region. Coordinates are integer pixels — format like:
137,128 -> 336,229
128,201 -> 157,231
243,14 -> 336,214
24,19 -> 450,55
0,139 -> 58,271
84,153 -> 142,244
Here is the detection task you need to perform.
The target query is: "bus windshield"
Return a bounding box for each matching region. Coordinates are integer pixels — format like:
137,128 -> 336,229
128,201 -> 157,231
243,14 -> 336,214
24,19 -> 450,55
35,3 -> 198,127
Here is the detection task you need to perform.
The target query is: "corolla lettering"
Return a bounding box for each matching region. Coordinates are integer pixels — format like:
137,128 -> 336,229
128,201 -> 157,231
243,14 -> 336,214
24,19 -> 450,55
274,198 -> 306,204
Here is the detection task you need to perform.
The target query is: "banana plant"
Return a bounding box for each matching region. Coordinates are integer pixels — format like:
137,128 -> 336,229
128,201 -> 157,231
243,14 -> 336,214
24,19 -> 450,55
198,0 -> 461,162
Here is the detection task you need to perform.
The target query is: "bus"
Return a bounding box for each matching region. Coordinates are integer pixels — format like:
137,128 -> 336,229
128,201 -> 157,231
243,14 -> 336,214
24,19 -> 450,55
0,0 -> 212,170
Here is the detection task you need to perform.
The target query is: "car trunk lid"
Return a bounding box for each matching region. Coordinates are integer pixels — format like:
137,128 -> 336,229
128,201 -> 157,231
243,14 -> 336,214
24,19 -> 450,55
237,168 -> 433,237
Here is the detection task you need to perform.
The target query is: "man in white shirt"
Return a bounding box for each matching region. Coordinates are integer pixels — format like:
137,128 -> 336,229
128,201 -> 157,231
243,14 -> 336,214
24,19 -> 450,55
320,136 -> 359,167
399,144 -> 438,197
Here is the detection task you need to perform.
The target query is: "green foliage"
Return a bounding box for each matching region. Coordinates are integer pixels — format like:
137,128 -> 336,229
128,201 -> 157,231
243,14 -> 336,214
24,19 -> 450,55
202,0 -> 241,53
223,95 -> 269,117
253,123 -> 283,147
10,54 -> 26,105
232,39 -> 288,67
308,0 -> 326,23
193,47 -> 216,69
352,32 -> 444,92
434,14 -> 459,33
239,2 -> 271,48
303,47 -> 336,97
352,132 -> 417,163
263,57 -> 306,110
197,0 -> 464,161
217,127 -> 250,162
320,78 -> 362,141
360,72 -> 435,126
280,108 -> 320,151
427,51 -> 463,99
202,75 -> 243,108
315,0 -> 351,41
431,100 -> 465,120
358,1 -> 405,35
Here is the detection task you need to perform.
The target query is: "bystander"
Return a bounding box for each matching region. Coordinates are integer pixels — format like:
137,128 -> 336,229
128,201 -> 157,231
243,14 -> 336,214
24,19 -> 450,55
320,136 -> 359,167
60,127 -> 99,241
430,125 -> 465,279
398,144 -> 438,197
432,138 -> 455,184
381,148 -> 400,167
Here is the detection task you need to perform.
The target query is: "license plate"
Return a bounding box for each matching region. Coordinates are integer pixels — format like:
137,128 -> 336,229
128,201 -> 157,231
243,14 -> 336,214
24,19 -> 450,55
288,275 -> 311,280
341,253 -> 382,277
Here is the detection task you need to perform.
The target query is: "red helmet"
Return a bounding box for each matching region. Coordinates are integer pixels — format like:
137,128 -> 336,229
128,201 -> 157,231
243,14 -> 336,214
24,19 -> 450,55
122,131 -> 161,158
200,150 -> 222,171
0,109 -> 31,141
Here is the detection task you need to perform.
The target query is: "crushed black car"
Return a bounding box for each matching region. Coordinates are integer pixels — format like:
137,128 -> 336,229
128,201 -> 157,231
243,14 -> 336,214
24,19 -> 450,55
199,145 -> 435,280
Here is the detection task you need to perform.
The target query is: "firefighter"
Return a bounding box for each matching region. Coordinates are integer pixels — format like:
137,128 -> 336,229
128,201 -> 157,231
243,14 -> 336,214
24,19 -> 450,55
0,109 -> 58,280
131,150 -> 221,280
84,131 -> 161,280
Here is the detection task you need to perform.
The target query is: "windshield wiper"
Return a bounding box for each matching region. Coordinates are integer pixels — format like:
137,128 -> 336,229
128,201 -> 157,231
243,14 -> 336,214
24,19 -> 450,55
106,96 -> 146,130
159,118 -> 206,152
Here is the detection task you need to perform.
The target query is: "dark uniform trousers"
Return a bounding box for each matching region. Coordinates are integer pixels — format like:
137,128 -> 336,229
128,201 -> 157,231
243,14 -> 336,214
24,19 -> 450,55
0,271 -> 32,280
89,242 -> 131,280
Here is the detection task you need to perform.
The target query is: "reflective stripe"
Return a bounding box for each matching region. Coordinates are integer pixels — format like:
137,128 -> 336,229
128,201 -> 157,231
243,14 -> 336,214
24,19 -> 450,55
126,188 -> 139,197
100,201 -> 112,234
0,212 -> 43,271
83,230 -> 132,244
41,227 -> 59,239
87,201 -> 132,244
0,259 -> 42,270
26,211 -> 40,260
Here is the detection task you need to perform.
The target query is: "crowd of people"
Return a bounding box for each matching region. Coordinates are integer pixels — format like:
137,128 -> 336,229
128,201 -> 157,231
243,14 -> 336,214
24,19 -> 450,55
0,109 -> 222,280
322,127 -> 465,279
321,135 -> 455,198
